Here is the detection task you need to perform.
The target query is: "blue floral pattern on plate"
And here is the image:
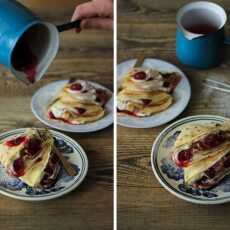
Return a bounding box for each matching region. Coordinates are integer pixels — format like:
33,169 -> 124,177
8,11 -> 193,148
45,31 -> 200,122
0,129 -> 88,201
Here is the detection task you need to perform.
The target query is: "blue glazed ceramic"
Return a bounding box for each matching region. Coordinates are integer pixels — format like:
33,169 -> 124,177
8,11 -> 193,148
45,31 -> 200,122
0,0 -> 59,83
151,115 -> 230,204
0,129 -> 88,201
176,2 -> 228,69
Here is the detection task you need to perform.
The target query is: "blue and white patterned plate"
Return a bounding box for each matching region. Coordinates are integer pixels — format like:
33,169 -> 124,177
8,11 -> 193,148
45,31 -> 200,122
0,128 -> 88,201
31,80 -> 113,133
151,115 -> 230,204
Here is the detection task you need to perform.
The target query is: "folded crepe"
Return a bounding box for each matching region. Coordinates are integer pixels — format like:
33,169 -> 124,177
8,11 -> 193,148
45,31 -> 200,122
117,67 -> 180,117
184,149 -> 230,189
172,121 -> 230,189
48,80 -> 109,124
172,121 -> 230,167
0,129 -> 60,188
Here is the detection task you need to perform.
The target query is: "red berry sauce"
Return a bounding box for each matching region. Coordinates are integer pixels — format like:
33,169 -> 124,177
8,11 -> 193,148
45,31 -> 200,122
25,138 -> 42,158
117,108 -> 137,117
12,158 -> 25,177
5,136 -> 27,147
48,111 -> 72,124
12,38 -> 37,84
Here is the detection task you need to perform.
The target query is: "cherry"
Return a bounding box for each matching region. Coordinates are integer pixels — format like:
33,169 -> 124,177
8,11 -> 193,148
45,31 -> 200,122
6,136 -> 27,147
133,71 -> 146,80
70,83 -> 82,91
25,138 -> 42,157
75,107 -> 86,115
142,99 -> 152,106
12,158 -> 25,177
177,149 -> 193,166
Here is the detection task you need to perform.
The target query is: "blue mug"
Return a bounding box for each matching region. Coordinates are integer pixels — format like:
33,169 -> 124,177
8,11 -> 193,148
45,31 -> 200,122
0,0 -> 59,84
176,1 -> 228,69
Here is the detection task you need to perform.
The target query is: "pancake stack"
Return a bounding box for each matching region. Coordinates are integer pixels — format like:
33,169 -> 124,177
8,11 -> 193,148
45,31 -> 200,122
117,68 -> 180,117
0,128 -> 60,188
48,80 -> 109,125
172,121 -> 230,189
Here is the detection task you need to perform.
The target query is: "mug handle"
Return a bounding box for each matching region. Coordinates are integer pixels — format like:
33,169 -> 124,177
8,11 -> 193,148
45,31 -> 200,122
224,37 -> 230,45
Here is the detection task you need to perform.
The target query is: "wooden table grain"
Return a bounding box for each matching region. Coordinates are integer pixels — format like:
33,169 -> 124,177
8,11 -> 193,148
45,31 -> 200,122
117,1 -> 230,230
0,2 -> 113,230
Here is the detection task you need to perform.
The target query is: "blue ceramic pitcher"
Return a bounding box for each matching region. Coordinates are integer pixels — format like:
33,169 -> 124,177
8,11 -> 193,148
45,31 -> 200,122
176,1 -> 228,69
0,0 -> 59,84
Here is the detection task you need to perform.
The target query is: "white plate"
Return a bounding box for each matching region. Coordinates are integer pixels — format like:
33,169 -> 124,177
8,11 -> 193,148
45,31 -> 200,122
31,80 -> 114,133
117,59 -> 191,128
0,128 -> 88,201
151,115 -> 230,205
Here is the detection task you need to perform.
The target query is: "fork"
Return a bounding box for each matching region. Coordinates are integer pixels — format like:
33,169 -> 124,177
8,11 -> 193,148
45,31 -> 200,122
203,79 -> 230,93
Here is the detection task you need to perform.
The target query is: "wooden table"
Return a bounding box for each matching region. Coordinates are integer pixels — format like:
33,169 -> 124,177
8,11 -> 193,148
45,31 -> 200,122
118,0 -> 230,229
0,2 -> 113,230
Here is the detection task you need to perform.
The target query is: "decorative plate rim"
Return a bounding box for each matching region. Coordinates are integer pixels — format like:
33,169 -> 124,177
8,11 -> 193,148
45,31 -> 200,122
31,80 -> 114,133
151,115 -> 230,205
0,128 -> 88,201
117,58 -> 191,128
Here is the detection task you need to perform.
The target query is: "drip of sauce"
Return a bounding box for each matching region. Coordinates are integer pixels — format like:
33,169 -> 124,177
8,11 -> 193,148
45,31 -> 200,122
48,111 -> 72,124
117,108 -> 137,117
12,38 -> 38,84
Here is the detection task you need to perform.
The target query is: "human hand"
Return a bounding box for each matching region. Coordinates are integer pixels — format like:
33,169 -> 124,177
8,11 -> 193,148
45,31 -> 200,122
71,0 -> 113,32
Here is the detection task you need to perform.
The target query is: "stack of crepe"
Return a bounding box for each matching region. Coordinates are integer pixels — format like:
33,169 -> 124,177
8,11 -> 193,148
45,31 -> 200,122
0,128 -> 60,188
117,68 -> 180,117
48,80 -> 109,125
172,121 -> 230,189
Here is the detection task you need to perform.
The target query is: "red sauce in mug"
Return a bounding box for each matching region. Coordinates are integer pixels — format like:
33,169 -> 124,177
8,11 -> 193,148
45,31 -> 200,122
11,38 -> 38,84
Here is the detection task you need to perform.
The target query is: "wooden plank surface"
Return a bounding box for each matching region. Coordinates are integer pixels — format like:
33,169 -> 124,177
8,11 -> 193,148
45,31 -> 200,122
0,1 -> 113,230
117,0 -> 230,229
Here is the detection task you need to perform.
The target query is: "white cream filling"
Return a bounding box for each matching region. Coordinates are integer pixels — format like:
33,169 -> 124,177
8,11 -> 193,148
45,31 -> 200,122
130,68 -> 167,91
50,103 -> 76,118
117,100 -> 129,111
67,80 -> 98,104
